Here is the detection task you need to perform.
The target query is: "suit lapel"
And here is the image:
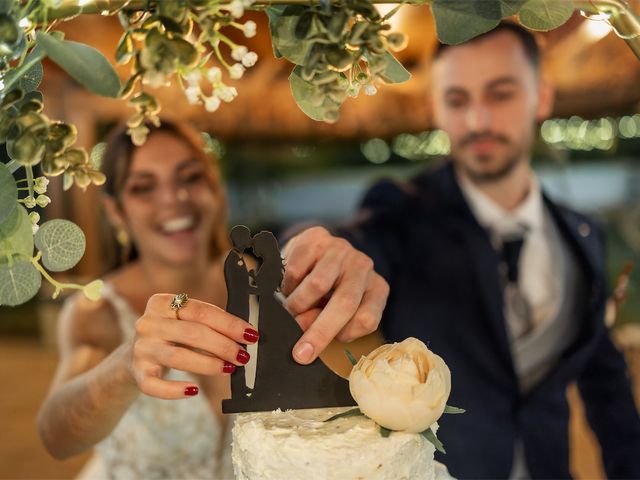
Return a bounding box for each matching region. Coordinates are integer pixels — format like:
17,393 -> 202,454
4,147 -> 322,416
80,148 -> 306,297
423,164 -> 518,378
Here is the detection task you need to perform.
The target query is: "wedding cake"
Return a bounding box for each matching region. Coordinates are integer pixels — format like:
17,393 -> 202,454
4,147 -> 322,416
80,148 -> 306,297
230,338 -> 456,480
231,408 -> 447,480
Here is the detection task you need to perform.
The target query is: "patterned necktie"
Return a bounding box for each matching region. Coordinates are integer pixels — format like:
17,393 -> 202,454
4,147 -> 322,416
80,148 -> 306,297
501,236 -> 533,340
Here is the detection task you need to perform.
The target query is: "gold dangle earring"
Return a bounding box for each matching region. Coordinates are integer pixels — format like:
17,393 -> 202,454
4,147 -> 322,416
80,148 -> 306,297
115,226 -> 132,264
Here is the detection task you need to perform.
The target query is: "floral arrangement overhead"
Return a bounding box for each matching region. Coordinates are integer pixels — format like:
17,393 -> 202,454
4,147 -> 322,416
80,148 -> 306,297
0,0 -> 638,307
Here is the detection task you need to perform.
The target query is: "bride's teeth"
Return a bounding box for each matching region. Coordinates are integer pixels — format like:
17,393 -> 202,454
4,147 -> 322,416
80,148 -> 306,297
162,217 -> 195,233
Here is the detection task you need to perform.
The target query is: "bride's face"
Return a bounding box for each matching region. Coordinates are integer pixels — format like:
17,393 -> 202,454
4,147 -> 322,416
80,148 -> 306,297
118,132 -> 222,267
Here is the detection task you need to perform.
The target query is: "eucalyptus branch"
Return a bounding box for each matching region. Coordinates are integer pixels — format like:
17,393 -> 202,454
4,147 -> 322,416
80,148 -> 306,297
30,252 -> 86,299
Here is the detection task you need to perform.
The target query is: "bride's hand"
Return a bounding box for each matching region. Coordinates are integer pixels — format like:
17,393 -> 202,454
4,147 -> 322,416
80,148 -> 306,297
129,293 -> 259,399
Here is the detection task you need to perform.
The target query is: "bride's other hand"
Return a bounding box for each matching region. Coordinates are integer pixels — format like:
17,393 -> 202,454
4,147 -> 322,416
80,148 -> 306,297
130,293 -> 258,399
281,226 -> 389,365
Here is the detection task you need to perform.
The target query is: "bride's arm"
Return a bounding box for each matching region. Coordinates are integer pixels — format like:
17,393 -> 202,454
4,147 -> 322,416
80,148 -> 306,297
37,295 -> 139,459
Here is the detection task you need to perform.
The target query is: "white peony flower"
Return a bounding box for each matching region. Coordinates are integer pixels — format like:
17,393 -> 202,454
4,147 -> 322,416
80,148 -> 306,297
231,45 -> 248,62
229,63 -> 245,80
243,20 -> 257,38
204,95 -> 221,112
242,51 -> 258,68
207,66 -> 222,83
349,337 -> 451,433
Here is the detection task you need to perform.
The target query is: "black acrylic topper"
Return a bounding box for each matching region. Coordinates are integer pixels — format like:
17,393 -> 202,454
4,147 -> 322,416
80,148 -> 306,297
222,225 -> 356,413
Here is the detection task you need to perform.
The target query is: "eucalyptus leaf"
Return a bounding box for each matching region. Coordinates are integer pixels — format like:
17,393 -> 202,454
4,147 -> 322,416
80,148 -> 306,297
0,260 -> 41,306
2,45 -> 46,95
34,219 -> 86,272
36,32 -> 121,98
290,66 -> 326,122
266,6 -> 287,59
518,0 -> 574,31
20,61 -> 43,92
443,405 -> 466,414
0,0 -> 11,14
499,0 -> 527,17
421,427 -> 446,454
379,426 -> 392,438
378,51 -> 411,84
0,205 -> 33,259
89,141 -> 106,169
0,162 -> 17,224
324,408 -> 364,422
273,6 -> 315,65
431,0 -> 501,45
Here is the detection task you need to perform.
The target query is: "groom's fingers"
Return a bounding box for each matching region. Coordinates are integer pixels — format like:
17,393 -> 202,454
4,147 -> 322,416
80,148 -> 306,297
335,274 -> 388,342
292,251 -> 374,364
281,226 -> 332,296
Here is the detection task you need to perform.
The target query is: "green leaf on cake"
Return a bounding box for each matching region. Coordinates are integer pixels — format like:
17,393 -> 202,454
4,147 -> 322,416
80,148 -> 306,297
379,425 -> 392,438
324,408 -> 364,422
517,0 -> 574,31
443,405 -> 466,414
34,219 -> 86,272
0,260 -> 41,306
421,428 -> 446,454
344,349 -> 358,366
36,32 -> 121,98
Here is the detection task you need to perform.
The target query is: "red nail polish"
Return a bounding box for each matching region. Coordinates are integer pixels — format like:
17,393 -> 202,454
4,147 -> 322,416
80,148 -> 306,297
243,328 -> 259,343
223,361 -> 236,374
184,386 -> 199,396
236,349 -> 250,365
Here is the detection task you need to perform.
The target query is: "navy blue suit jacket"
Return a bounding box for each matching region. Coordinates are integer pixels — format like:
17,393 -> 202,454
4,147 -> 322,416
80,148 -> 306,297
336,162 -> 640,479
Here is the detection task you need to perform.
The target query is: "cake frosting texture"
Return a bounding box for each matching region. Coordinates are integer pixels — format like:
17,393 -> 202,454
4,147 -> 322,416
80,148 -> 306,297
231,407 -> 439,480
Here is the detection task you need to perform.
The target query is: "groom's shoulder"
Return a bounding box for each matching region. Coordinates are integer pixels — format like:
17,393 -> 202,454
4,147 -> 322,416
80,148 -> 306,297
359,160 -> 450,213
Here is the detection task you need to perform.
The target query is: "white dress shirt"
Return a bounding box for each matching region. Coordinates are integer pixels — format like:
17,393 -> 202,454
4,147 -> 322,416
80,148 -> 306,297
458,173 -> 565,333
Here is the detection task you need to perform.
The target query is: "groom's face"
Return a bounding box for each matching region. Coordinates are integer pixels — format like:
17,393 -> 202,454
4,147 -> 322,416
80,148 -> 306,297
431,30 -> 553,184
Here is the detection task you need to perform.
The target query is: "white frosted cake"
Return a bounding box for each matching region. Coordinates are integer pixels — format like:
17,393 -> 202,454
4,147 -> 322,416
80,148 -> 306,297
231,407 -> 449,480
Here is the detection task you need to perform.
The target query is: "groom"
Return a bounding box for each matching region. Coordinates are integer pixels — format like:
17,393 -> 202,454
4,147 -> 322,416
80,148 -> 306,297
282,23 -> 640,478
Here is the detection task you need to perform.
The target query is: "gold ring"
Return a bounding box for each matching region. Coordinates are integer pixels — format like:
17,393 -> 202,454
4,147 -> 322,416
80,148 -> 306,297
170,293 -> 189,313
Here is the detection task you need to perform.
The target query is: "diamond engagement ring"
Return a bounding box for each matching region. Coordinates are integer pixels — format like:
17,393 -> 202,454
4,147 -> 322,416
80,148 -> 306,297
170,293 -> 189,313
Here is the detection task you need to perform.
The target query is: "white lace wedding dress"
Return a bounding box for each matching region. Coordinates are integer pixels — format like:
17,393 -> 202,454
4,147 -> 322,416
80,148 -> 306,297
77,283 -> 233,479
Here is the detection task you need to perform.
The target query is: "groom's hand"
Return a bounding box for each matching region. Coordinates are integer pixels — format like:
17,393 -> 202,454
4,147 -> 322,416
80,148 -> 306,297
281,226 -> 389,365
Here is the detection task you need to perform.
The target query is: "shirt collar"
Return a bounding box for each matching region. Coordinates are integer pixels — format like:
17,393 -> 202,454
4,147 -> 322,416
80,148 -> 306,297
457,171 -> 545,239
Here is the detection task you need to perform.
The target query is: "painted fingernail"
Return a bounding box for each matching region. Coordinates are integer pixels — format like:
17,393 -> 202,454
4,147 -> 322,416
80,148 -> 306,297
243,328 -> 259,343
293,342 -> 314,364
184,386 -> 199,396
223,361 -> 236,374
236,349 -> 250,365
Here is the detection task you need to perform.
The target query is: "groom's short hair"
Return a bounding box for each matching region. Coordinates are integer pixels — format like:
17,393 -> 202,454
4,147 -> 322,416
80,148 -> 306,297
432,22 -> 541,71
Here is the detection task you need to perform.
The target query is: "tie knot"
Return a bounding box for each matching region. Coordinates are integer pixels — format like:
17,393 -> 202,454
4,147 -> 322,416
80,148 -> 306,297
501,237 -> 524,283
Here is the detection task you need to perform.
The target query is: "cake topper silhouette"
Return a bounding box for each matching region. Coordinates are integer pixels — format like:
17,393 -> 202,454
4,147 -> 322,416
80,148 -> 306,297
222,225 -> 355,413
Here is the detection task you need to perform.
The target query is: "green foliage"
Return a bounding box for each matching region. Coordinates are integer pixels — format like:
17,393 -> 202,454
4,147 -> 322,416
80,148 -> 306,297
0,259 -> 41,306
379,51 -> 410,84
324,407 -> 364,422
34,219 -> 86,272
289,66 -> 329,122
36,32 -> 121,98
344,349 -> 358,366
0,162 -> 17,224
271,6 -> 314,65
0,205 -> 33,260
20,60 -> 43,93
379,425 -> 392,437
431,0 -> 501,45
443,405 -> 466,414
518,0 -> 574,31
421,427 -> 446,454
